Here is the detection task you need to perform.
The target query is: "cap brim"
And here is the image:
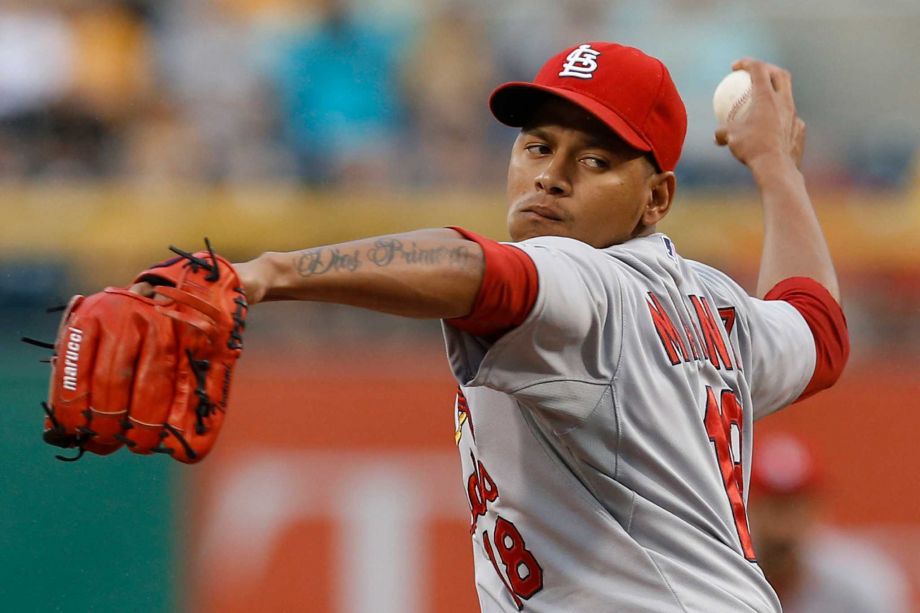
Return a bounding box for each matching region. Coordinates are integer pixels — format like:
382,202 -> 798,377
489,82 -> 652,156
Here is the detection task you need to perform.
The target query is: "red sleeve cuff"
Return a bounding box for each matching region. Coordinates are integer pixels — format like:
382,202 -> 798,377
444,227 -> 538,340
764,277 -> 850,402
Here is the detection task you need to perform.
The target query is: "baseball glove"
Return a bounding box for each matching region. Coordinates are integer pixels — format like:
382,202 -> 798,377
30,241 -> 247,463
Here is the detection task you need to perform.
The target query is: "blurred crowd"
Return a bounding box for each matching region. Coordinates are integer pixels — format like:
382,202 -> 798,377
749,432 -> 911,613
2,0 -> 920,360
0,0 -> 918,188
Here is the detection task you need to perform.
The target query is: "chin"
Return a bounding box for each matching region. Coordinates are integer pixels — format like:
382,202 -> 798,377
509,228 -> 541,242
510,228 -> 562,243
508,217 -> 570,243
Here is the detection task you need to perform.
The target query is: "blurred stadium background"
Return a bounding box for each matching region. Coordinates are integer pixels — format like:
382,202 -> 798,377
1,0 -> 918,611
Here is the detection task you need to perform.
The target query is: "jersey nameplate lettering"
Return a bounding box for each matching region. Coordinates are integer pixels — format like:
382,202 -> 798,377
646,293 -> 736,370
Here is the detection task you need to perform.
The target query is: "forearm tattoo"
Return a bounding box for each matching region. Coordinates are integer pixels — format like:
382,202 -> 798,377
294,239 -> 477,278
295,247 -> 361,277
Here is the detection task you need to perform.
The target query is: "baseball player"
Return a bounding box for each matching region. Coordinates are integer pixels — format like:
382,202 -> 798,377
748,433 -> 910,613
166,43 -> 849,611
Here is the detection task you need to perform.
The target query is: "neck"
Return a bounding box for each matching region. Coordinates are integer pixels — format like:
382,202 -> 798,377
632,224 -> 657,239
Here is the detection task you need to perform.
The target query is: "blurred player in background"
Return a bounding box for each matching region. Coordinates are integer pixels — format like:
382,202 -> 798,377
137,42 -> 849,611
749,432 -> 910,613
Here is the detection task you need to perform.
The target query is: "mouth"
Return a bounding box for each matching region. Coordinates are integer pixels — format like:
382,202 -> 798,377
520,203 -> 564,221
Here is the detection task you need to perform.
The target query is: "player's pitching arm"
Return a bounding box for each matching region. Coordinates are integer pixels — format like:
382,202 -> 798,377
716,58 -> 849,405
228,228 -> 484,314
715,58 -> 840,301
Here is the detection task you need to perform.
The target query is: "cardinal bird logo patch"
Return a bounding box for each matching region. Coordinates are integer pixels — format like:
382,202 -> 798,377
454,388 -> 474,444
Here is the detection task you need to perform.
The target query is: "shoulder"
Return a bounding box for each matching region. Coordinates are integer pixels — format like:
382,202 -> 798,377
684,259 -> 750,302
512,233 -> 676,270
511,235 -> 601,258
508,236 -> 620,288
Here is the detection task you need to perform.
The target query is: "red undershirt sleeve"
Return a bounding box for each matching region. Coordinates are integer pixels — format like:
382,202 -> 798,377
444,226 -> 539,341
763,277 -> 850,402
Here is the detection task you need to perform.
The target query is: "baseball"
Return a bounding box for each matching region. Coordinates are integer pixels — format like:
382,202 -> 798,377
713,69 -> 753,124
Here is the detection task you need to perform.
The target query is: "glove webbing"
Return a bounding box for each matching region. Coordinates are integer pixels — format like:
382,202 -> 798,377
146,241 -> 248,462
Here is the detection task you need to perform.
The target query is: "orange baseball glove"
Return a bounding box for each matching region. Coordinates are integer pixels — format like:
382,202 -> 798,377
35,241 -> 247,463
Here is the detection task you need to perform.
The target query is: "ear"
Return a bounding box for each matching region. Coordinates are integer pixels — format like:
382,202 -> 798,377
642,170 -> 676,227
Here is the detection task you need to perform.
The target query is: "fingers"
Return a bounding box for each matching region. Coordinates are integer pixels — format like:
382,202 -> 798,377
49,299 -> 99,433
126,314 -> 178,452
90,304 -> 142,443
82,440 -> 123,456
770,67 -> 792,94
732,57 -> 773,97
791,117 -> 807,168
130,281 -> 157,297
131,282 -> 175,308
714,126 -> 729,147
64,290 -> 181,455
731,58 -> 795,106
771,68 -> 795,112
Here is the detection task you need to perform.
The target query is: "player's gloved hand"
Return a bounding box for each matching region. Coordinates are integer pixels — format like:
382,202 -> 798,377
37,241 -> 247,463
714,58 -> 806,169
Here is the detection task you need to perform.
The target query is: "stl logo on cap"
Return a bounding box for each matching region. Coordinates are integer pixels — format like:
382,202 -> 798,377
558,44 -> 601,79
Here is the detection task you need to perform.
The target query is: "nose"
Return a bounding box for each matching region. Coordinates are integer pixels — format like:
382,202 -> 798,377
534,158 -> 572,196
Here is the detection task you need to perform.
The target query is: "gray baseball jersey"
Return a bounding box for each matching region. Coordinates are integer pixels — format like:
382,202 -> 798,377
442,233 -> 816,612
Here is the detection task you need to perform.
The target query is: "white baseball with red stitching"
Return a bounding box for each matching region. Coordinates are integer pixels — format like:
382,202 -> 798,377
713,69 -> 753,124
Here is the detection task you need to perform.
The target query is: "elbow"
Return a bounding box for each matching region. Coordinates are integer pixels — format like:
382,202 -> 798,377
798,316 -> 849,401
767,278 -> 850,402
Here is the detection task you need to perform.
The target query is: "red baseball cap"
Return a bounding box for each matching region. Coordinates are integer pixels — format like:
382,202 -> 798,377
489,42 -> 687,172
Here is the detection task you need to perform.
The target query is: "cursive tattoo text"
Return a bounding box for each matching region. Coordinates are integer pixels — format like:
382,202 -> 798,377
367,239 -> 476,268
295,248 -> 361,277
293,239 -> 478,278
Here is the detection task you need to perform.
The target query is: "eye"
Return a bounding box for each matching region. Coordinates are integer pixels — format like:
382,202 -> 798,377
524,143 -> 551,156
582,155 -> 609,170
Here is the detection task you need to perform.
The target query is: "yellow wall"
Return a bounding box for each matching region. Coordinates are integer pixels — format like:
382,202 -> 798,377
3,184 -> 918,284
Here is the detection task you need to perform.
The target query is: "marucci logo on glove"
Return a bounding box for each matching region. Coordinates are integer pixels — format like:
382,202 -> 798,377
28,239 -> 247,463
62,327 -> 83,391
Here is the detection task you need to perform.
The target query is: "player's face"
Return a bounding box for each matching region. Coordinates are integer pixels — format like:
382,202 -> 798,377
505,97 -> 674,248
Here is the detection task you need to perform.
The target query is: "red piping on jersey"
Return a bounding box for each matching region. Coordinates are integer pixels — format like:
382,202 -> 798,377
764,277 -> 849,402
444,227 -> 539,340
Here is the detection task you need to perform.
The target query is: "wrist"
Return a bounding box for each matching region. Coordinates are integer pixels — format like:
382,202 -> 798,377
235,252 -> 279,304
748,152 -> 802,186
